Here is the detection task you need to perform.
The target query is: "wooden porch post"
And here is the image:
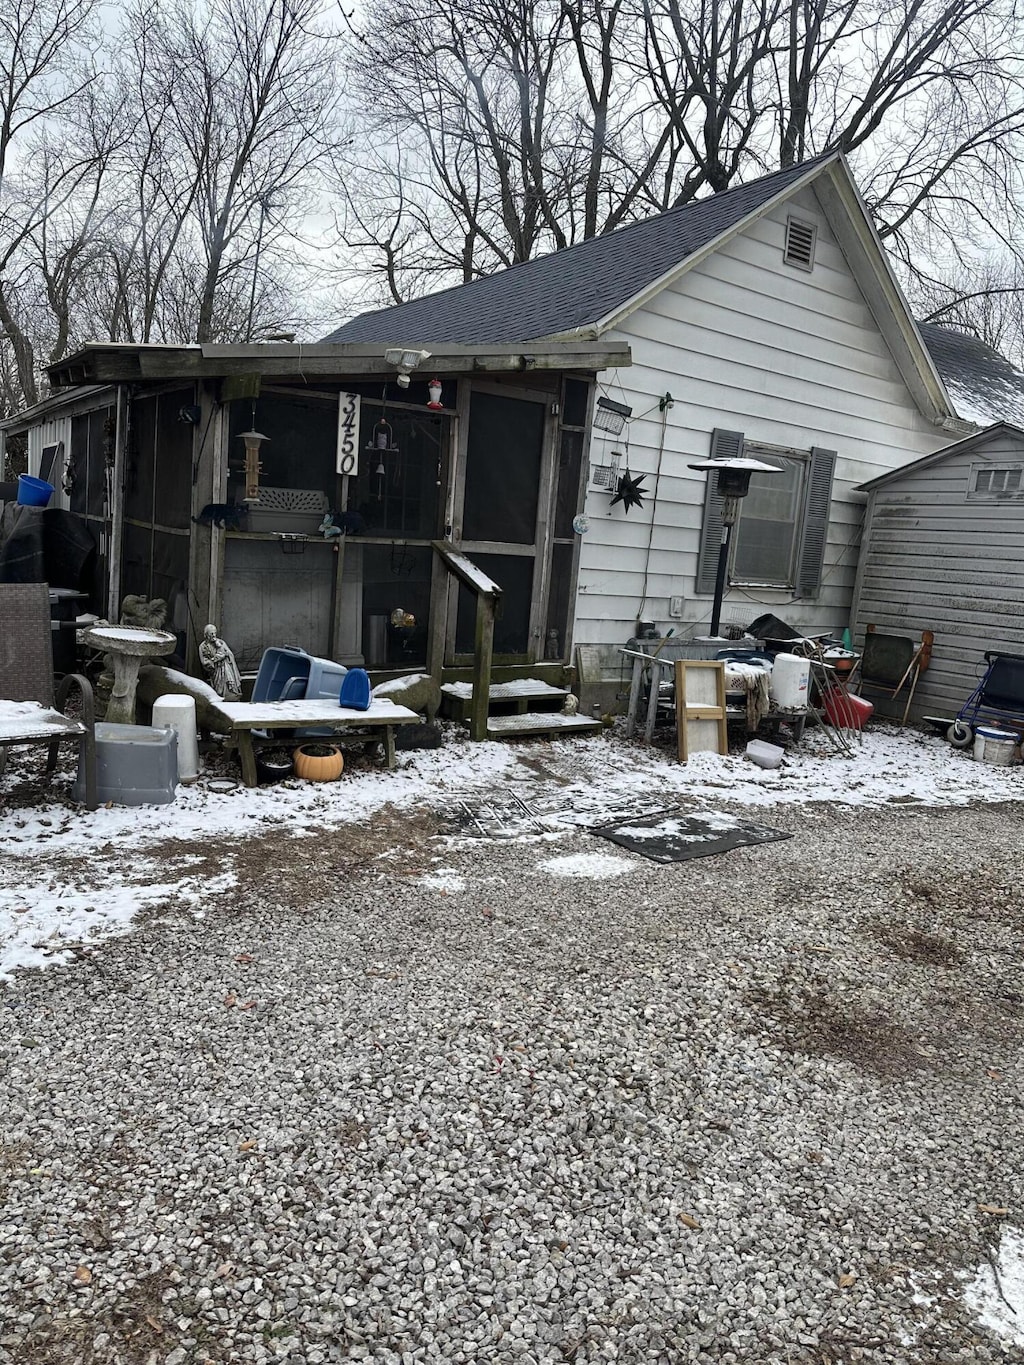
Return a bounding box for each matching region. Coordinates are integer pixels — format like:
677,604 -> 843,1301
470,594 -> 496,741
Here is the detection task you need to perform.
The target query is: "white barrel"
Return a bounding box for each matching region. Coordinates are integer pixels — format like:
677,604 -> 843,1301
769,652 -> 810,708
973,726 -> 1017,766
151,694 -> 199,782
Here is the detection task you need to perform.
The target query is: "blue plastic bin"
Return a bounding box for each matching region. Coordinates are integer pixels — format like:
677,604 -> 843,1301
17,474 -> 54,507
252,647 -> 348,703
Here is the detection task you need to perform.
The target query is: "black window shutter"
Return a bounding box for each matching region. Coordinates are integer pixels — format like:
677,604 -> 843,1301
695,429 -> 744,594
795,446 -> 836,597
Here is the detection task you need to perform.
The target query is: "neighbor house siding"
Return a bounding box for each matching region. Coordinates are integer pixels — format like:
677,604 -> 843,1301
573,184 -> 948,648
851,429 -> 1024,720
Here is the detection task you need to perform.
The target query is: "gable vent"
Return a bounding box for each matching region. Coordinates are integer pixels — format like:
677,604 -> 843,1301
784,217 -> 817,271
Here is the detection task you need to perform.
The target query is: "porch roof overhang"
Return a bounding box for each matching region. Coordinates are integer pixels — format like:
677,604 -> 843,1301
46,339 -> 632,389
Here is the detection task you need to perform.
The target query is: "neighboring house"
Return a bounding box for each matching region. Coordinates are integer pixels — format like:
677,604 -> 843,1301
852,422 -> 1024,722
326,153 -> 995,651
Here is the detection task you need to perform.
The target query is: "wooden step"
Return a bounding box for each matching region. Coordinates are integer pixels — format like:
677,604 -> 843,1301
441,678 -> 569,721
484,712 -> 603,739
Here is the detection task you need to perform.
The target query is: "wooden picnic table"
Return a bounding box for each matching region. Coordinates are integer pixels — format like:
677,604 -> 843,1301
217,698 -> 420,786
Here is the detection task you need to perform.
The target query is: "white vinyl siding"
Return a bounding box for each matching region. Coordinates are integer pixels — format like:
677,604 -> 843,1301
574,183 -> 949,648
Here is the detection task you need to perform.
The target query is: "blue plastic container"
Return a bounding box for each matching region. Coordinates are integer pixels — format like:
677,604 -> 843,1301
252,647 -> 348,703
339,667 -> 371,711
17,474 -> 54,507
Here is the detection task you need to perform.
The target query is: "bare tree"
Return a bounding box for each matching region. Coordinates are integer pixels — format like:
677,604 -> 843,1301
0,0 -> 102,409
335,0 -> 1024,312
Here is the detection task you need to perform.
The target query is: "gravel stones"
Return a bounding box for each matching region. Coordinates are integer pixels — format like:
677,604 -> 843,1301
0,798 -> 1022,1363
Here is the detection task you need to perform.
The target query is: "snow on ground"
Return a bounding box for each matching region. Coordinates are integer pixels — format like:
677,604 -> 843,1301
963,1228 -> 1024,1347
537,851 -> 637,879
1,721 -> 1021,981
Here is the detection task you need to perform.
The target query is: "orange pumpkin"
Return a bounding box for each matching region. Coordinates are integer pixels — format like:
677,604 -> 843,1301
292,744 -> 344,781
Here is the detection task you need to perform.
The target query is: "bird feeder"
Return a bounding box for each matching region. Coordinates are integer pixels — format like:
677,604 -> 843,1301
238,428 -> 269,502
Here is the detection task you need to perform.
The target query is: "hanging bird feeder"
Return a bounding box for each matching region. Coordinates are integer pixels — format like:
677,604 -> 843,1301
238,427 -> 269,502
426,378 -> 444,410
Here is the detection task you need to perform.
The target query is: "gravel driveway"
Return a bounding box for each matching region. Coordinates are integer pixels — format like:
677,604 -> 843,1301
1,795 -> 1022,1365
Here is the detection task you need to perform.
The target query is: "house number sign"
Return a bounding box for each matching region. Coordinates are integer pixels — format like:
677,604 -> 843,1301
336,391 -> 361,475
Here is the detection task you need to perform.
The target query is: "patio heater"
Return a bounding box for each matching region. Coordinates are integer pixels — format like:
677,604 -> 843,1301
687,455 -> 782,637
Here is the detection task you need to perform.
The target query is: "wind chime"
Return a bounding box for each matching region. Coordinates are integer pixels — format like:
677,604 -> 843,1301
366,387 -> 400,500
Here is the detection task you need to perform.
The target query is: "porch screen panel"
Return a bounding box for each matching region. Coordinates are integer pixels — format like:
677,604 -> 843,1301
155,390 -> 195,529
228,395 -> 336,500
462,392 -> 544,544
347,410 -> 444,539
455,553 -> 533,656
125,394 -> 157,524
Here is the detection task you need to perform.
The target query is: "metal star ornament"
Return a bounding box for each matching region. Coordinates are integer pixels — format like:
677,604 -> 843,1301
610,467 -> 647,512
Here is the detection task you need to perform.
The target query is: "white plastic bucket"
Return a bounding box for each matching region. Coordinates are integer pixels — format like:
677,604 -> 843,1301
746,739 -> 785,769
973,726 -> 1017,766
769,653 -> 810,709
151,694 -> 200,782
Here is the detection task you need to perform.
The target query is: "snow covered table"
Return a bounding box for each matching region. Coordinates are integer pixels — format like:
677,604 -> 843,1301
0,697 -> 98,810
216,698 -> 420,786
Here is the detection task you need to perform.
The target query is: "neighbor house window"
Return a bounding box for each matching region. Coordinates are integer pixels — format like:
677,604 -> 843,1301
696,429 -> 837,599
970,463 -> 1024,497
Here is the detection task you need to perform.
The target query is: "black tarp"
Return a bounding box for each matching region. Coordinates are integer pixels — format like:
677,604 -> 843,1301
0,506 -> 97,589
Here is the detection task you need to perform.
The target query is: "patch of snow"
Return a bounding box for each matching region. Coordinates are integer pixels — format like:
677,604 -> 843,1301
373,674 -> 431,698
441,678 -> 565,699
539,852 -> 636,879
963,1228 -> 1024,1347
417,869 -> 466,893
0,862 -> 235,980
0,701 -> 75,739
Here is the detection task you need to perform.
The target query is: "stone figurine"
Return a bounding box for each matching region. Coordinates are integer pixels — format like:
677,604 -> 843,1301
199,624 -> 242,702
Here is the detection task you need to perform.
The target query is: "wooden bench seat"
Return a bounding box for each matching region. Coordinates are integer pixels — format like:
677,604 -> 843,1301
217,698 -> 420,786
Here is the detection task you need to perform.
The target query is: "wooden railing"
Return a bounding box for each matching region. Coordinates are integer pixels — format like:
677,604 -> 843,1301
428,542 -> 503,741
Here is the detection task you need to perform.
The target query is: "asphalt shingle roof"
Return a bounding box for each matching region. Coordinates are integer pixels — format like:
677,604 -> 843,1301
916,322 -> 1024,427
323,158 -> 834,346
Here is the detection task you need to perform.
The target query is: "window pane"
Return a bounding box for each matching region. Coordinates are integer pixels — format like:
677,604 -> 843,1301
731,458 -> 803,585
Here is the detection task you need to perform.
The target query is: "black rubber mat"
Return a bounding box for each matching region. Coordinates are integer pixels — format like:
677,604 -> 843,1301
593,807 -> 792,863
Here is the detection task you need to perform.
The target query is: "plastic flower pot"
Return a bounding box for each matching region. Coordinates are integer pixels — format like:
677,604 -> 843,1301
292,743 -> 344,781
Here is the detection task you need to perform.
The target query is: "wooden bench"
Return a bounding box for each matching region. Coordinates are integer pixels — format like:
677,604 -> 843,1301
216,698 -> 420,787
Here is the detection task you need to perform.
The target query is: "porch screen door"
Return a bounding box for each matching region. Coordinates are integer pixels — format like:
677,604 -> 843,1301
454,390 -> 548,661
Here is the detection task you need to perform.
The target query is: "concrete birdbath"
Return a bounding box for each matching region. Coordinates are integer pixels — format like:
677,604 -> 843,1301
83,625 -> 176,725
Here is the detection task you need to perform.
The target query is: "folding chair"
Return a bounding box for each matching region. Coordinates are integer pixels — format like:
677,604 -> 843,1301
851,625 -> 933,725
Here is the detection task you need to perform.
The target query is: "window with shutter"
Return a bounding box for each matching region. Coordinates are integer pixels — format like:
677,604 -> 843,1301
694,435 -> 836,597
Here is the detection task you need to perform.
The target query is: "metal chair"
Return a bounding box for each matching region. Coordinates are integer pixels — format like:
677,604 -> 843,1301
0,582 -> 97,809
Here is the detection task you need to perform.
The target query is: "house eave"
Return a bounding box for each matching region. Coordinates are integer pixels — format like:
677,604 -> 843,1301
814,159 -> 954,425
46,340 -> 631,389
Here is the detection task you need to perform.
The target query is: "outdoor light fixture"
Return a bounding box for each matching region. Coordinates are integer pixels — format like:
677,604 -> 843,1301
593,396 -> 632,435
687,455 -> 782,636
384,346 -> 432,388
238,427 -> 270,502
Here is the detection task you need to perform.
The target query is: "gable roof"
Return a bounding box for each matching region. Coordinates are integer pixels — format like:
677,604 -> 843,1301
858,420 -> 1024,491
324,156 -> 836,346
915,323 -> 1024,428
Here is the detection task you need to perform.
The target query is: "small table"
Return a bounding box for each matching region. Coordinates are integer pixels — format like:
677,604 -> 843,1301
216,698 -> 420,786
83,626 -> 176,725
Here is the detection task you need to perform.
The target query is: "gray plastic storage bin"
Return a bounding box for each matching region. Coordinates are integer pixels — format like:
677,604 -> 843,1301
252,646 -> 348,703
74,722 -> 178,806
